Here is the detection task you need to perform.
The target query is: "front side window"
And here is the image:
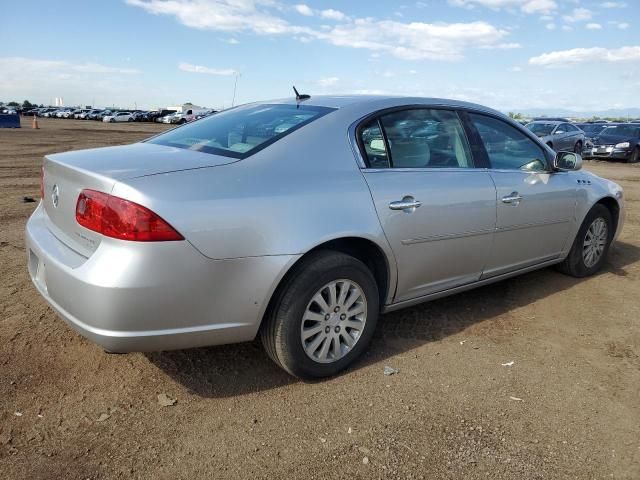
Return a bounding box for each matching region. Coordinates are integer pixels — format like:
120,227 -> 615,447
148,104 -> 335,159
359,108 -> 473,168
471,114 -> 548,172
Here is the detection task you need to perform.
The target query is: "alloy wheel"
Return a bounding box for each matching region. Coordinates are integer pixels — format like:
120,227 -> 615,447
583,217 -> 607,268
300,279 -> 367,364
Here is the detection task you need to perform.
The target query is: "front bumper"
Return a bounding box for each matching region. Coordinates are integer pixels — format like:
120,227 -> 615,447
26,203 -> 298,352
583,146 -> 632,161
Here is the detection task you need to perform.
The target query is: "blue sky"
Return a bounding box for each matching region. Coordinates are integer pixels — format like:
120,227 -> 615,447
1,0 -> 638,113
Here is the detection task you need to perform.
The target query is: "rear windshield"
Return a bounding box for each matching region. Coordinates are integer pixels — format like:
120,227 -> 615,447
526,123 -> 556,136
147,103 -> 335,159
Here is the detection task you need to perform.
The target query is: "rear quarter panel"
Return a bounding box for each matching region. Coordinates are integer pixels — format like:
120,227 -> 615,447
111,109 -> 395,264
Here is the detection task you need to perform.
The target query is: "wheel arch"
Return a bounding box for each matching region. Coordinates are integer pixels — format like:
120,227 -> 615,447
260,236 -> 394,330
595,196 -> 620,235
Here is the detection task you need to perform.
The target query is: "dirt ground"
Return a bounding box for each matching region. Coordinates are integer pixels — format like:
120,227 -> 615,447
1,118 -> 639,480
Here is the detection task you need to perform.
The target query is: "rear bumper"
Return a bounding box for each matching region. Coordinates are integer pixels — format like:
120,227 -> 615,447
26,203 -> 298,352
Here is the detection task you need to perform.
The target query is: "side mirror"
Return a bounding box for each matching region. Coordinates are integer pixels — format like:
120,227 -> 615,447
554,151 -> 582,171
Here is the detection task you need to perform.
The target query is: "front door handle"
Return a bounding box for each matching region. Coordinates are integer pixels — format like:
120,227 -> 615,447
389,196 -> 422,212
501,192 -> 523,205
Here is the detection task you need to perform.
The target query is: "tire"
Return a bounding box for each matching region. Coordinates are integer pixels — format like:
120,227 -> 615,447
627,147 -> 639,164
128,118 -> 133,122
574,141 -> 582,154
260,250 -> 379,379
179,119 -> 186,124
556,204 -> 613,277
110,118 -> 115,123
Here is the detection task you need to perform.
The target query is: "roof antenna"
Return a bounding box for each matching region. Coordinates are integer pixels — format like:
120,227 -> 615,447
293,85 -> 310,104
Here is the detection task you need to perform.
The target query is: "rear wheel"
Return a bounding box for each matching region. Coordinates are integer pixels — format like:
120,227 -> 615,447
557,204 -> 612,277
261,251 -> 379,379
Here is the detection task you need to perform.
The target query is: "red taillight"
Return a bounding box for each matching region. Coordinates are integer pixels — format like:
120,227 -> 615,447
40,167 -> 44,199
75,189 -> 184,242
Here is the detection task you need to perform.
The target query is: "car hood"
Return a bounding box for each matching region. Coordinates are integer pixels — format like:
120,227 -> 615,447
592,134 -> 636,145
46,142 -> 240,181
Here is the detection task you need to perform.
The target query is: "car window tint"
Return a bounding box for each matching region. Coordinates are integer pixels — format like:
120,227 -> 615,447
378,109 -> 473,168
470,113 -> 547,172
148,104 -> 335,159
359,119 -> 390,168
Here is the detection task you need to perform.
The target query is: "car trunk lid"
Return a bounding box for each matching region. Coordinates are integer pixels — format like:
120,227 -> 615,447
42,142 -> 238,256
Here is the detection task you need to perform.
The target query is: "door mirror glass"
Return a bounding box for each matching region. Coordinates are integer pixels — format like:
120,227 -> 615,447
554,151 -> 582,171
554,129 -> 564,135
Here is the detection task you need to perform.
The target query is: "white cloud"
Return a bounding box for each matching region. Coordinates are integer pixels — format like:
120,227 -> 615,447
0,57 -> 151,107
317,76 -> 339,87
601,1 -> 626,7
561,25 -> 573,31
610,21 -> 630,29
563,7 -> 592,23
293,4 -> 313,16
448,0 -> 557,14
510,66 -> 523,71
586,23 -> 602,30
320,9 -> 348,21
529,46 -> 640,66
127,1 -> 515,61
178,62 -> 236,75
126,0 -> 302,35
546,22 -> 556,29
316,20 -> 511,60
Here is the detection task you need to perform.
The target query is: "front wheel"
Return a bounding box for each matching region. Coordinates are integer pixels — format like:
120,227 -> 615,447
110,118 -> 115,123
557,204 -> 613,277
574,141 -> 582,154
627,148 -> 639,164
261,251 -> 379,379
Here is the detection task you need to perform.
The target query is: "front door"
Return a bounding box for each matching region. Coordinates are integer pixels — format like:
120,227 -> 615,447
467,112 -> 577,277
358,108 -> 497,302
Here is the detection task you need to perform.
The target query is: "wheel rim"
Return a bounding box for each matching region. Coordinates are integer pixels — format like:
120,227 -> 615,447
582,217 -> 608,268
300,279 -> 367,364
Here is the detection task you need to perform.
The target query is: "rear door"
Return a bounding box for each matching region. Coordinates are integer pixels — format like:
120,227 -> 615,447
358,108 -> 497,302
466,112 -> 577,277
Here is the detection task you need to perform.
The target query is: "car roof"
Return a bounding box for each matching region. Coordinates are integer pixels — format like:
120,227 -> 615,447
264,95 -> 504,116
528,120 -> 563,125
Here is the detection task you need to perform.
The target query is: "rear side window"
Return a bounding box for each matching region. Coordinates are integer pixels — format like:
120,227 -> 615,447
359,108 -> 473,169
470,113 -> 548,172
147,104 -> 335,159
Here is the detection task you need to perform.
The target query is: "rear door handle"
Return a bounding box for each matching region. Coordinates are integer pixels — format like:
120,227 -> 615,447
501,192 -> 523,205
389,196 -> 422,212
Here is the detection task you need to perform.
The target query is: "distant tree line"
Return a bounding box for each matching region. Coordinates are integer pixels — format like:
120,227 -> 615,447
0,100 -> 44,108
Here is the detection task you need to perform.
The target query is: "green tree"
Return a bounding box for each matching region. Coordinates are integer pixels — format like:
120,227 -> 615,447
7,101 -> 19,107
22,100 -> 34,108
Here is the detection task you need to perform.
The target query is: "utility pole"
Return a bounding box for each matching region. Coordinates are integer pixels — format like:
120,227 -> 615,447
231,72 -> 241,107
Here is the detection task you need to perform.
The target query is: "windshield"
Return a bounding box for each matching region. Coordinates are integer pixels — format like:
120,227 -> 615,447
600,125 -> 640,138
147,103 -> 335,159
579,124 -> 606,135
526,123 -> 556,136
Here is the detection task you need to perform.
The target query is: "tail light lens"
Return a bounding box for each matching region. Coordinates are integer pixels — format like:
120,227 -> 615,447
76,189 -> 184,242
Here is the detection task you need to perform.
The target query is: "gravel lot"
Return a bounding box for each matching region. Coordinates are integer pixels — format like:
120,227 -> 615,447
1,118 -> 639,479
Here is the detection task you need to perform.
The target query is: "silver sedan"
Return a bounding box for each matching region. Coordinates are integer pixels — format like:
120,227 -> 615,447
26,96 -> 625,378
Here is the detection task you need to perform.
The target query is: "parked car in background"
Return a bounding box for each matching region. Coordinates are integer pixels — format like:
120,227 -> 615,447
80,109 -> 99,120
532,117 -> 570,122
585,123 -> 640,163
131,111 -> 150,122
73,109 -> 91,119
27,96 -> 625,379
56,108 -> 75,118
526,120 -> 585,153
39,108 -> 58,117
103,111 -> 133,123
148,109 -> 177,123
96,110 -> 114,121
